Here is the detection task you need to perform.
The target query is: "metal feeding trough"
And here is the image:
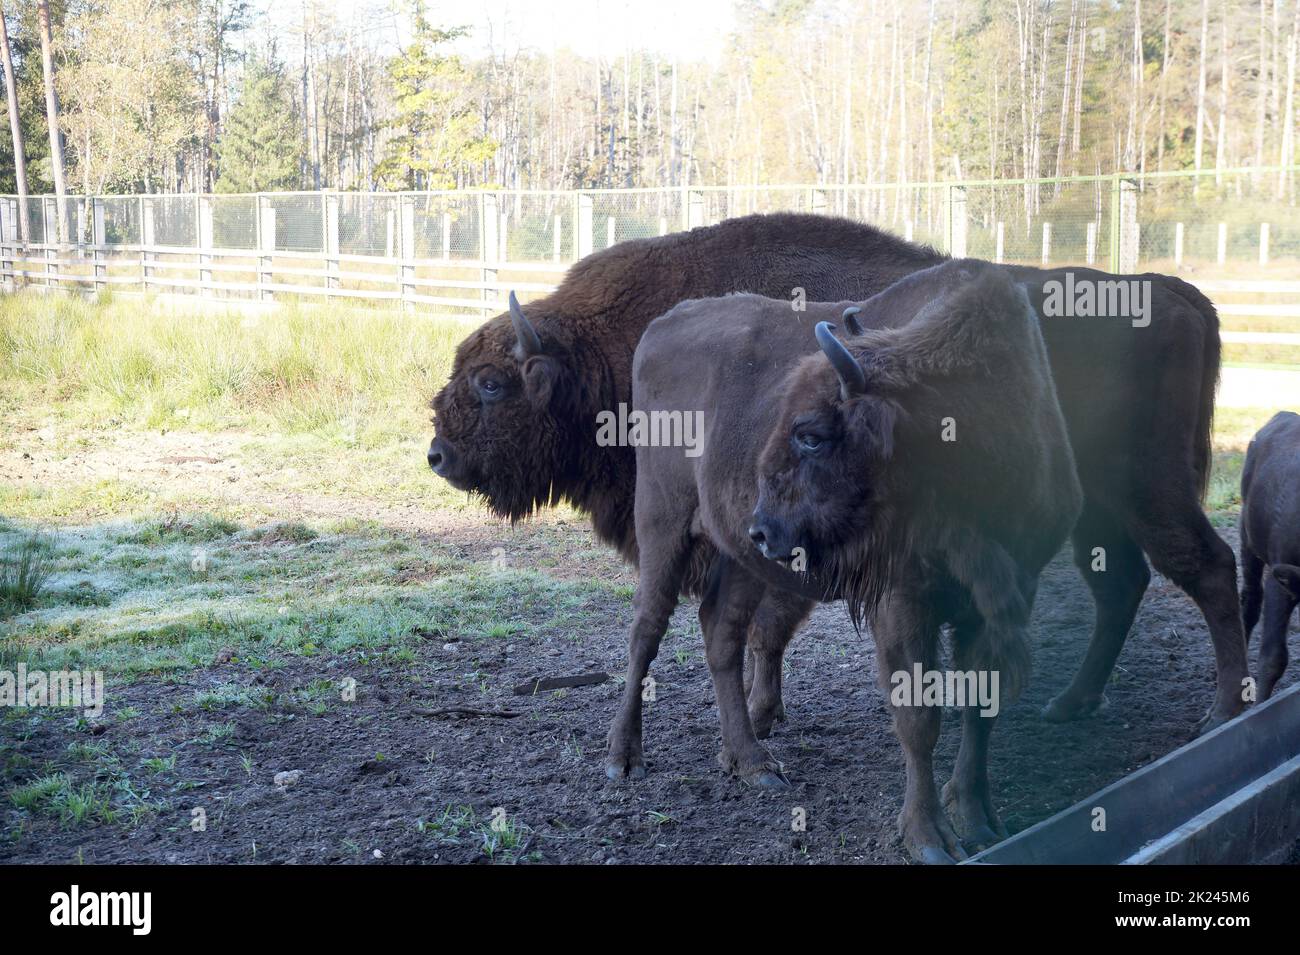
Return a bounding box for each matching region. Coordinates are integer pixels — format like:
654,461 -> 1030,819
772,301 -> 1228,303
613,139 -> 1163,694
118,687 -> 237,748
966,680 -> 1300,864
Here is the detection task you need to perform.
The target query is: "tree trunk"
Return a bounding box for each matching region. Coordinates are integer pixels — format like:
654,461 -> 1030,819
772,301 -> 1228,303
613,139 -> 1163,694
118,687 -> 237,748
0,0 -> 29,241
1194,0 -> 1209,182
1278,0 -> 1298,197
1216,0 -> 1229,184
36,0 -> 66,243
1157,0 -> 1173,178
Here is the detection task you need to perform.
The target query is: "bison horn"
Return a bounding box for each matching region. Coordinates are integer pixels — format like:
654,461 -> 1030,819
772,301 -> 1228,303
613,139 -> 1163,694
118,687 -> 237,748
841,306 -> 865,336
815,321 -> 867,400
509,290 -> 543,359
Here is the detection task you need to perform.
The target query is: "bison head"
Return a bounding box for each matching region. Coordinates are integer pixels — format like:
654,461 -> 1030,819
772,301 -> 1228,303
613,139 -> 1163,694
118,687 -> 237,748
750,320 -> 904,615
428,292 -> 576,521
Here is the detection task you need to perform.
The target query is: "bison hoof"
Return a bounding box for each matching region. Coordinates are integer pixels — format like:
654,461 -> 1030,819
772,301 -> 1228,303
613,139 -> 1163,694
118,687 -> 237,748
918,846 -> 960,865
941,781 -> 1007,854
902,806 -> 969,865
961,824 -> 1002,854
744,768 -> 791,790
604,748 -> 647,781
1040,691 -> 1106,722
605,761 -> 647,781
1193,705 -> 1242,737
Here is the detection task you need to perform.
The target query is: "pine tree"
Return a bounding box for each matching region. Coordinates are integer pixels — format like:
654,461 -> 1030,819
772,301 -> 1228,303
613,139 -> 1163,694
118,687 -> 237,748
214,57 -> 302,193
376,4 -> 495,189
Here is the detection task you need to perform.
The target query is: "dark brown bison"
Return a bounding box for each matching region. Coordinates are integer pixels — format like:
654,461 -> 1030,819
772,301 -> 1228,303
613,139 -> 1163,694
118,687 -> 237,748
426,212 -> 1247,751
616,260 -> 1080,862
428,215 -> 937,741
1239,410 -> 1300,699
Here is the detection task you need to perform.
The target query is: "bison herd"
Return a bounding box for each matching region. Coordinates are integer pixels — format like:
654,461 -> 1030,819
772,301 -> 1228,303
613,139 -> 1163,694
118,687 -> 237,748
426,212 -> 1268,863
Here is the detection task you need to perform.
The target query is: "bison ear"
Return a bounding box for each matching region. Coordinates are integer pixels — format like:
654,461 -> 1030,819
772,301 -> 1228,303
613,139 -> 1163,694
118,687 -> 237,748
521,354 -> 562,408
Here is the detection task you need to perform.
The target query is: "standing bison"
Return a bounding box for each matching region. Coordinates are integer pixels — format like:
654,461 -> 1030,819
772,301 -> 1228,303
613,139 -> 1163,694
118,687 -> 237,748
614,261 -> 1080,861
1239,410 -> 1300,699
426,212 -> 1246,755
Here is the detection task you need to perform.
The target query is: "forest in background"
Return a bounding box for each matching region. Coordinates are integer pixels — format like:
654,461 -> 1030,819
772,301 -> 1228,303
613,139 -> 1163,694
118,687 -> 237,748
0,0 -> 1297,203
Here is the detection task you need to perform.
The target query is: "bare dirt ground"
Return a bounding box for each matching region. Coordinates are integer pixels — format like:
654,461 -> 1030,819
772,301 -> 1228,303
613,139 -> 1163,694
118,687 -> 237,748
1,426 -> 1295,864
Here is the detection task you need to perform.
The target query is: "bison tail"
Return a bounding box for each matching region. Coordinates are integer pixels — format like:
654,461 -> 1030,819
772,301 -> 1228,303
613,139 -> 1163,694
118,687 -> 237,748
1163,276 -> 1221,502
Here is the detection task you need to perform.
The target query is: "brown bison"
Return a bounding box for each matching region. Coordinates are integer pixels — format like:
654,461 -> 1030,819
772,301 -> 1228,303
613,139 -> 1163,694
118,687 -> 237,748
1239,410 -> 1300,700
617,260 -> 1080,862
426,213 -> 1247,754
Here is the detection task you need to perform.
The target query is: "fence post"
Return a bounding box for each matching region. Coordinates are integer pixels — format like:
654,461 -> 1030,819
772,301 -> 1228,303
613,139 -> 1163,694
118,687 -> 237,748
1086,221 -> 1097,265
1217,222 -> 1227,266
1260,223 -> 1270,267
43,198 -> 56,288
324,192 -> 340,292
944,185 -> 967,257
576,193 -> 593,259
995,221 -> 1005,263
606,216 -> 616,248
0,200 -> 11,291
658,216 -> 668,236
92,198 -> 106,294
552,214 -> 562,261
810,189 -> 828,214
197,195 -> 214,290
400,193 -> 417,309
1041,222 -> 1052,265
1174,222 -> 1185,267
75,198 -> 87,255
686,191 -> 706,229
1109,177 -> 1138,273
499,210 -> 509,262
257,195 -> 275,302
141,196 -> 155,293
480,193 -> 498,312
1119,179 -> 1139,272
904,219 -> 914,242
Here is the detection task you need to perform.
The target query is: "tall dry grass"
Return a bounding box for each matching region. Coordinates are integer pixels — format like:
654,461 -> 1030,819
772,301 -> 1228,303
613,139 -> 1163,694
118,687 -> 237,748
0,292 -> 468,446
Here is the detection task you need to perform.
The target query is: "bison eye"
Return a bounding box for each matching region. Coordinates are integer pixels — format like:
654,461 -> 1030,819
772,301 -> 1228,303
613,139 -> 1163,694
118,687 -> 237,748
476,378 -> 503,401
796,432 -> 825,454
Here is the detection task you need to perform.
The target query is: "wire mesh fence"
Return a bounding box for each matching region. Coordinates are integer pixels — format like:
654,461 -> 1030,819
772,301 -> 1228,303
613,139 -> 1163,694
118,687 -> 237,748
0,168 -> 1297,333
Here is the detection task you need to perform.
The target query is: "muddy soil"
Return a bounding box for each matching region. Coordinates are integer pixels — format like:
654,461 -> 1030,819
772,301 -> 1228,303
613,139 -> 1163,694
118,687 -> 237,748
5,520 -> 1292,865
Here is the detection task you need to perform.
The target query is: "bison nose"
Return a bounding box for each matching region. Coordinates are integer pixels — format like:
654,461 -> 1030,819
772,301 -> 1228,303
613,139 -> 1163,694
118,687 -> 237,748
427,438 -> 454,476
748,523 -> 768,548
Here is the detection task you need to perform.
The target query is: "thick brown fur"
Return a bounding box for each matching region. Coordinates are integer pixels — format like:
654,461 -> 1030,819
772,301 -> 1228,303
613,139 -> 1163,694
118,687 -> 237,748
754,263 -> 1081,700
428,212 -> 1246,738
612,260 -> 1079,861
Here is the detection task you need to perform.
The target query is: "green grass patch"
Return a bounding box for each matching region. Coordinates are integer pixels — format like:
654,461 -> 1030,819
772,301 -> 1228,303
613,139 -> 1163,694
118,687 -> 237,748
0,292 -> 463,441
0,532 -> 55,618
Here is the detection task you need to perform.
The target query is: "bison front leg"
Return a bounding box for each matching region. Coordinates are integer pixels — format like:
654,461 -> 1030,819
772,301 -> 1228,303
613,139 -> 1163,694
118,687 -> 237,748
1259,574 -> 1297,701
744,591 -> 813,738
873,591 -> 966,864
605,542 -> 689,781
942,705 -> 1007,853
700,557 -> 788,788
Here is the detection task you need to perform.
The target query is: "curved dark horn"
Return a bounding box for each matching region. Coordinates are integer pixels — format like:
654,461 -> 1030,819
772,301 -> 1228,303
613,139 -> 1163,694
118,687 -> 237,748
841,306 -> 865,336
509,290 -> 542,359
815,321 -> 867,400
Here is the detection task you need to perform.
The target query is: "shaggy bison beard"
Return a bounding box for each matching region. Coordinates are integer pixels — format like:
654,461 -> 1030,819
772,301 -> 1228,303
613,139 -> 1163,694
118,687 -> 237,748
429,380 -> 580,525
